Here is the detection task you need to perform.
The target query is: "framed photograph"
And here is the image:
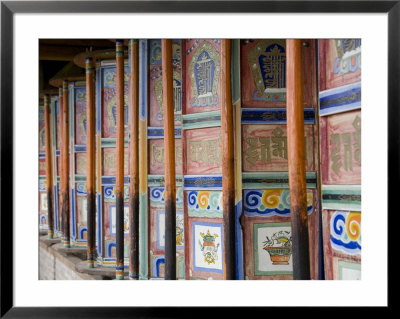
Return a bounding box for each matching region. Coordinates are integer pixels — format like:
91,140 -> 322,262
1,0 -> 394,317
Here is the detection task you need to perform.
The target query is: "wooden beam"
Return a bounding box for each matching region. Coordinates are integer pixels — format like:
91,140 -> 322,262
44,95 -> 54,239
161,39 -> 176,280
128,39 -> 139,280
286,39 -> 311,280
85,58 -> 96,268
39,45 -> 85,61
115,40 -> 125,280
61,81 -> 70,248
221,39 -> 236,280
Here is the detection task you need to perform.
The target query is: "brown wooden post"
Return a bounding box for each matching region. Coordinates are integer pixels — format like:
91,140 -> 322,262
61,80 -> 70,248
161,39 -> 176,280
58,88 -> 64,239
85,57 -> 96,268
221,39 -> 236,280
44,94 -> 54,239
115,40 -> 125,280
286,39 -> 311,280
128,39 -> 139,280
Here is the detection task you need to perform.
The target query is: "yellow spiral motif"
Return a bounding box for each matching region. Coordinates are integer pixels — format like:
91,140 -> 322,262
346,212 -> 361,241
262,189 -> 282,208
197,191 -> 210,209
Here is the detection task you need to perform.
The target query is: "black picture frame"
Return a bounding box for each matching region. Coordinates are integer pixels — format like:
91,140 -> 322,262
1,0 -> 394,317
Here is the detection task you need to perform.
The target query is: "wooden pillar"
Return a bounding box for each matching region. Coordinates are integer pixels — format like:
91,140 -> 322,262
61,80 -> 70,248
161,39 -> 176,280
115,40 -> 125,280
58,88 -> 64,239
44,94 -> 54,239
129,39 -> 139,279
85,58 -> 96,268
221,39 -> 236,280
286,39 -> 311,280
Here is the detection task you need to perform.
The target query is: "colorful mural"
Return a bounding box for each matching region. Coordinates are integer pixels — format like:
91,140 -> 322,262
185,39 -> 221,114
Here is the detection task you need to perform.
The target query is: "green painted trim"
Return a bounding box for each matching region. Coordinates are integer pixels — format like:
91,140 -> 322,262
322,185 -> 361,211
75,175 -> 87,182
182,110 -> 221,130
338,260 -> 361,280
242,172 -> 317,189
253,222 -> 293,276
101,138 -> 130,148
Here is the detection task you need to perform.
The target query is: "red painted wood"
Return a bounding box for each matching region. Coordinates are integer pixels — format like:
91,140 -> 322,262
184,127 -> 222,175
321,110 -> 361,185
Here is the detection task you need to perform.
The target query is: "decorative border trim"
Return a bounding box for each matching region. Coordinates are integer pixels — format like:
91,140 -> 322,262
183,175 -> 222,190
74,145 -> 87,152
241,108 -> 315,124
322,185 -> 361,211
319,82 -> 361,116
147,127 -> 182,139
242,172 -> 317,189
182,110 -> 221,130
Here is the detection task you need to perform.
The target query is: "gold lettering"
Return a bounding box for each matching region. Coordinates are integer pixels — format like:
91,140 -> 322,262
245,137 -> 259,165
342,133 -> 352,171
330,134 -> 342,176
271,127 -> 287,160
259,137 -> 271,163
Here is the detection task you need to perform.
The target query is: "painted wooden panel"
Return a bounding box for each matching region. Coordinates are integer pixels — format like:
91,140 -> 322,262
74,87 -> 87,145
100,65 -> 129,138
184,39 -> 221,114
321,110 -> 361,185
75,183 -> 88,243
39,158 -> 46,176
75,153 -> 86,175
102,147 -> 129,176
242,124 -> 315,172
319,39 -> 361,91
102,199 -> 130,260
240,39 -> 316,108
322,209 -> 361,280
187,218 -> 224,280
242,189 -> 319,280
184,127 -> 222,175
149,39 -> 182,127
39,180 -> 48,230
148,138 -> 183,175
